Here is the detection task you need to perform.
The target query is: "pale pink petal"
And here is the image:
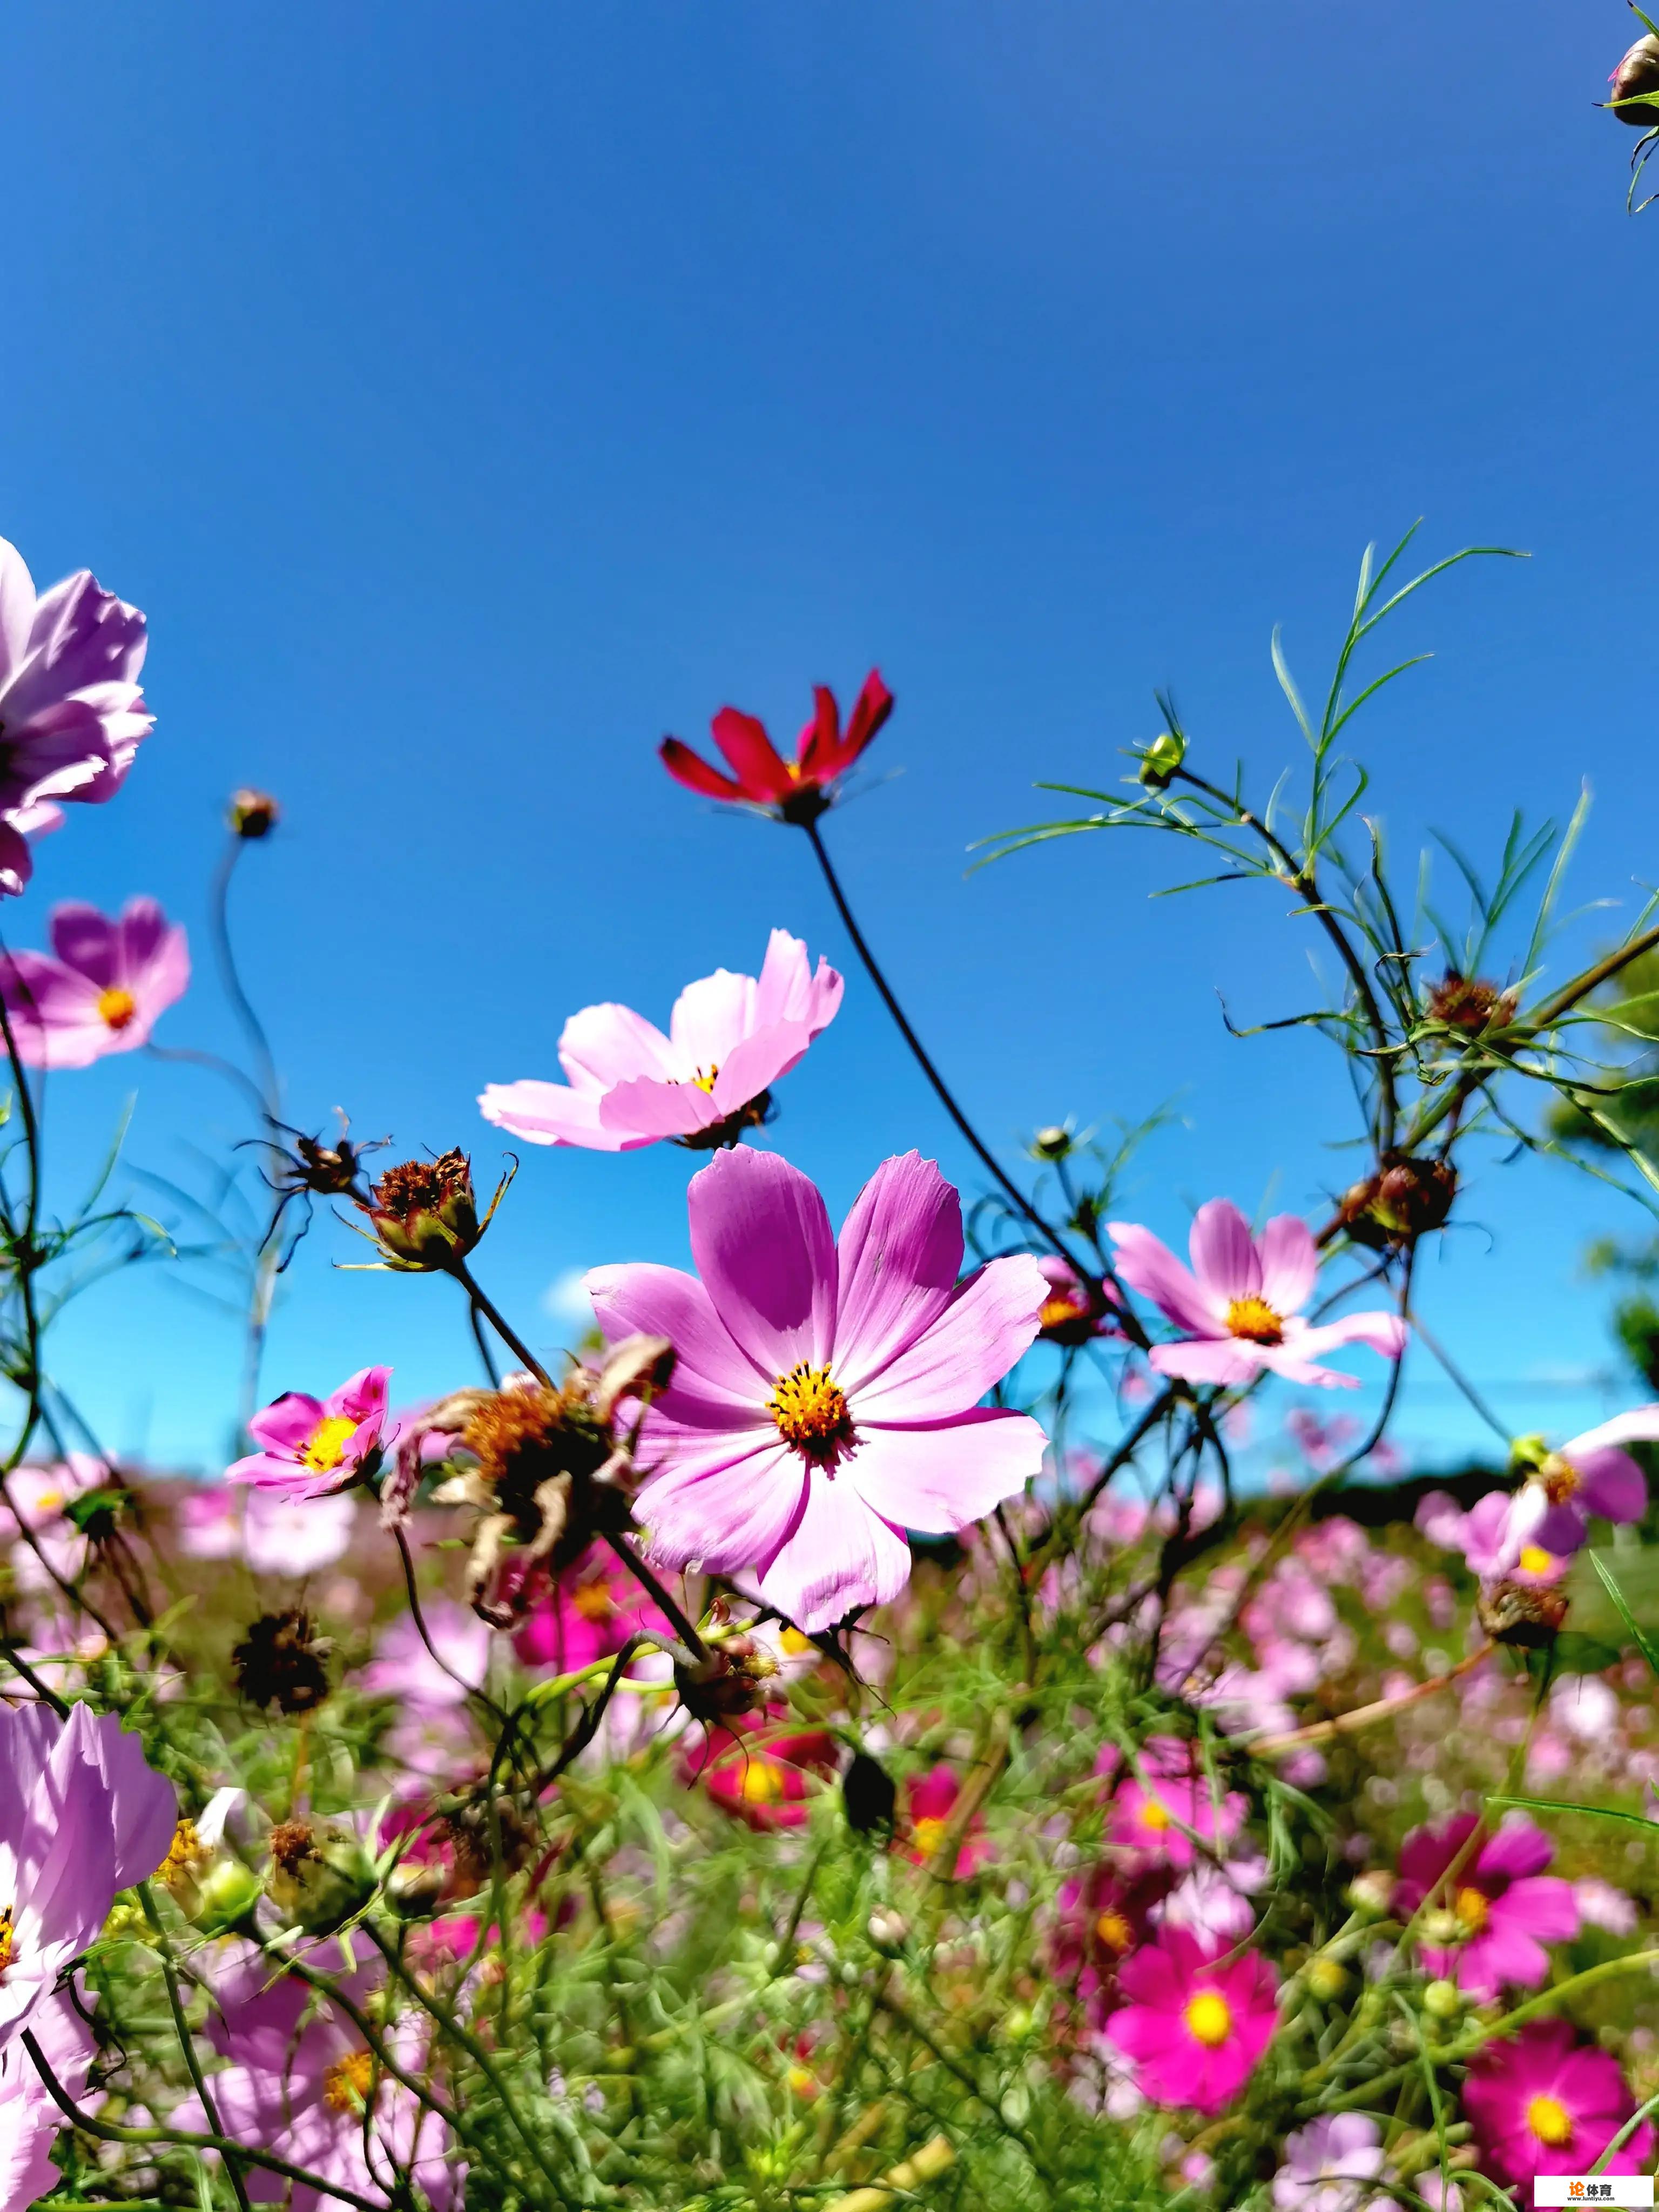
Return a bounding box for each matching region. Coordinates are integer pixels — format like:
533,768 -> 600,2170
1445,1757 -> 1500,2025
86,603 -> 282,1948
848,1253 -> 1047,1419
1108,1222 -> 1224,1334
845,1410 -> 1046,1532
1149,1338 -> 1266,1386
1566,1405 -> 1659,1456
478,1078 -> 641,1151
1291,1310 -> 1408,1360
833,1152 -> 965,1382
1252,1344 -> 1363,1389
1571,1446 -> 1647,1523
557,1001 -> 680,1088
597,1075 -> 724,1139
1188,1199 -> 1262,1304
755,1473 -> 911,1632
753,930 -> 842,1030
0,539 -> 36,683
586,1260 -> 769,1411
686,1148 -> 837,1375
633,1438 -> 806,1573
669,967 -> 756,1071
1255,1215 -> 1317,1317
707,1020 -> 815,1111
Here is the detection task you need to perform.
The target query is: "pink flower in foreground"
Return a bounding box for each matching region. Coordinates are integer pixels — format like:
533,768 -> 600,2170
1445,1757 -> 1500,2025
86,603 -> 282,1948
0,1702 -> 176,2052
0,900 -> 187,1068
588,1148 -> 1048,1632
1393,1814 -> 1577,1998
1108,1199 -> 1406,1390
226,1366 -> 392,1502
0,537 -> 151,897
1459,1411 -> 1658,1580
1464,2019 -> 1654,2186
480,929 -> 842,1153
171,1939 -> 457,2212
1101,1736 -> 1247,1869
1104,1928 -> 1278,2114
0,1987 -> 97,2212
902,1765 -> 988,1879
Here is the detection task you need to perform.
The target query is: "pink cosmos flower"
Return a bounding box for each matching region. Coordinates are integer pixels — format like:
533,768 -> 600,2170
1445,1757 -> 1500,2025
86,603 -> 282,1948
1393,1814 -> 1577,1998
0,538 -> 151,897
1035,1258 -> 1121,1345
176,1483 -> 242,1561
480,929 -> 842,1153
1100,1736 -> 1247,1869
0,1702 -> 176,2052
1457,1411 -> 1658,1580
1464,2018 -> 1655,2186
1104,1928 -> 1279,2114
0,900 -> 187,1069
227,1367 -> 392,1502
242,1488 -> 358,1577
685,1719 -> 839,1831
902,1765 -> 988,1879
513,1552 -> 668,1674
1107,1199 -> 1407,1390
1050,1865 -> 1169,2032
588,1148 -> 1048,1633
0,1986 -> 97,2212
360,1602 -> 490,1711
1271,2114 -> 1387,2212
171,1938 -> 457,2212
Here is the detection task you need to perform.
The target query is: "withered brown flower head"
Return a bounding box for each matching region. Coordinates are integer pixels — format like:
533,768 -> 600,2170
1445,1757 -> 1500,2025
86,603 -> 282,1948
268,1817 -> 322,1878
233,1609 -> 332,1714
1476,1577 -> 1568,1649
363,1148 -> 508,1270
1428,974 -> 1515,1035
1339,1152 -> 1458,1249
228,787 -> 280,839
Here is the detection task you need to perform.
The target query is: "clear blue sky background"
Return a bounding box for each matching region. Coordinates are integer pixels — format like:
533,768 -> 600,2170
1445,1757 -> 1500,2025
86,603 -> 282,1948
2,2 -> 1653,1475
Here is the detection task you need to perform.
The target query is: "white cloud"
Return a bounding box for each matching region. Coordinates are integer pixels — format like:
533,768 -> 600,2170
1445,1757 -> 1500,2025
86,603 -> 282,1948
543,1266 -> 595,1326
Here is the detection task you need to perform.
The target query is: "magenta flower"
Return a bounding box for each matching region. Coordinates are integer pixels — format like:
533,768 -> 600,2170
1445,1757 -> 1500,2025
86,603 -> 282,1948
0,1987 -> 97,2212
1104,1928 -> 1279,2113
685,1719 -> 839,1831
0,900 -> 187,1069
0,538 -> 151,896
1464,2019 -> 1655,2186
512,1552 -> 669,1674
171,1938 -> 457,2212
1101,1736 -> 1247,1868
226,1367 -> 392,1502
1393,1814 -> 1577,1998
902,1765 -> 988,1878
1108,1199 -> 1407,1389
588,1148 -> 1048,1632
480,929 -> 843,1152
0,1702 -> 176,2051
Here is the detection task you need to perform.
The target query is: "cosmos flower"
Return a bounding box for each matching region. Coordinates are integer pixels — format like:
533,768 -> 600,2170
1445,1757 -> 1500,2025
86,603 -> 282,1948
176,1484 -> 242,1561
1463,2019 -> 1654,2186
226,1367 -> 392,1503
0,1986 -> 98,2212
170,1938 -> 458,2212
0,1701 -> 176,2052
0,900 -> 187,1069
359,1602 -> 491,1712
1034,1257 -> 1120,1346
1270,2115 -> 1387,2212
588,1148 -> 1048,1633
659,671 -> 893,825
1049,1864 -> 1168,2032
241,1489 -> 358,1577
512,1553 -> 668,1674
1393,1814 -> 1577,1998
1454,1411 -> 1658,1580
1101,1736 -> 1247,1869
901,1765 -> 988,1879
0,537 -> 152,897
1104,1928 -> 1278,2114
480,930 -> 842,1153
1108,1199 -> 1406,1390
685,1719 -> 838,1831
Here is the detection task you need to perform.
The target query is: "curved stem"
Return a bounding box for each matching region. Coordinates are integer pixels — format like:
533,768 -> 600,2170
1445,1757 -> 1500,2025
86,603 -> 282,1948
1247,1641 -> 1495,1755
602,1530 -> 707,1662
208,835 -> 280,1118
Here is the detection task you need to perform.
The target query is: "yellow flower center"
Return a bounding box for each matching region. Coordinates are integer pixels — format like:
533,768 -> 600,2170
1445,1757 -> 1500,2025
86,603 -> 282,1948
323,2049 -> 377,2113
912,1816 -> 949,1860
1184,1990 -> 1232,2048
1225,1296 -> 1284,1345
1453,1885 -> 1489,1936
1039,1289 -> 1087,1330
0,1906 -> 13,1976
738,1759 -> 787,1805
160,1820 -> 211,1890
1526,2094 -> 1574,2148
768,1364 -> 853,1461
692,1064 -> 719,1094
1539,1452 -> 1580,1505
301,1414 -> 360,1475
1137,1797 -> 1172,1832
31,1489 -> 62,1516
571,1581 -> 615,1623
1094,1909 -> 1133,1953
1517,1545 -> 1555,1576
779,1627 -> 814,1655
96,986 -> 137,1031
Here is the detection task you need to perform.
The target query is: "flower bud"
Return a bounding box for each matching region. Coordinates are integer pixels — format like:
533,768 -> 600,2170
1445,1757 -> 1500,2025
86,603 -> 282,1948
675,1638 -> 775,1724
1304,1953 -> 1348,2001
232,1609 -> 332,1715
365,1150 -> 484,1270
1477,1575 -> 1568,1648
1340,1153 -> 1457,1248
1030,1125 -> 1076,1162
842,1750 -> 899,1837
192,1858 -> 264,1934
1611,34 -> 1659,122
1428,973 -> 1516,1035
1138,731 -> 1186,789
385,1857 -> 448,1919
867,1906 -> 909,1950
265,1818 -> 376,1936
1422,1977 -> 1463,2021
1345,1869 -> 1395,1919
228,787 -> 280,839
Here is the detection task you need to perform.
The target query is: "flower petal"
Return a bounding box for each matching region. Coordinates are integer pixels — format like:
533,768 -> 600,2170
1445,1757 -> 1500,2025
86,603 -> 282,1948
478,1078 -> 640,1150
832,1152 -> 965,1384
1108,1222 -> 1222,1334
633,1438 -> 807,1574
686,1148 -> 838,1375
1255,1214 -> 1317,1317
1569,1445 -> 1648,1523
669,967 -> 756,1071
1149,1338 -> 1266,1386
845,1410 -> 1047,1533
586,1261 -> 768,1412
558,1001 -> 680,1088
848,1253 -> 1047,1419
755,1471 -> 911,1632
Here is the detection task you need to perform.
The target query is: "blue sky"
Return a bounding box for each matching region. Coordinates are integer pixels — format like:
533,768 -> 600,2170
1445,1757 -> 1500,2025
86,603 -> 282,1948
1,2 -> 1653,1473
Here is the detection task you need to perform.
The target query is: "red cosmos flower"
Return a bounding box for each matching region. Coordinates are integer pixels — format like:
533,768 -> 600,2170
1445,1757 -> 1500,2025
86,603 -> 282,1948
685,1716 -> 839,1831
902,1764 -> 989,1879
659,671 -> 894,826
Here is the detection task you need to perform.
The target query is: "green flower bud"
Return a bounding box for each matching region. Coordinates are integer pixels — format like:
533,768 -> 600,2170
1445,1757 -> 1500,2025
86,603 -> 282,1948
1421,1977 -> 1463,2021
192,1859 -> 264,1935
1305,1954 -> 1348,2001
266,1818 -> 375,1936
1138,731 -> 1186,789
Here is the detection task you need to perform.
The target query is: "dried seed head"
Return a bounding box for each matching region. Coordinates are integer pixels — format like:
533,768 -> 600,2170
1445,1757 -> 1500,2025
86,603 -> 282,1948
228,787 -> 280,839
1340,1153 -> 1458,1248
233,1609 -> 332,1715
265,1817 -> 375,1935
1476,1576 -> 1568,1648
367,1149 -> 482,1269
1428,974 -> 1516,1035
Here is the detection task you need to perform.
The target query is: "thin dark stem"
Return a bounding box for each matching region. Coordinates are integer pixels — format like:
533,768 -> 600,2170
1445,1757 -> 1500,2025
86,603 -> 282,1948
208,835 -> 280,1117
393,1521 -> 512,1730
447,1257 -> 550,1385
468,1297 -> 502,1386
138,1883 -> 254,2212
602,1530 -> 708,1662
